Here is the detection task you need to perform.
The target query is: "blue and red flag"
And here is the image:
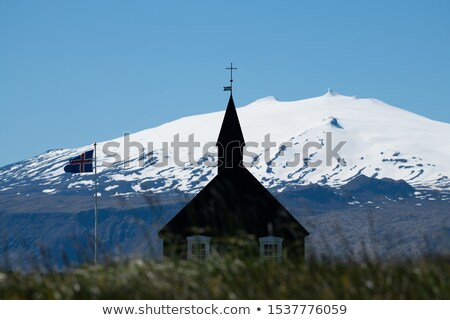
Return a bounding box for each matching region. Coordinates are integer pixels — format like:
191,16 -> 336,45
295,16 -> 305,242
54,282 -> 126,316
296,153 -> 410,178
64,150 -> 94,173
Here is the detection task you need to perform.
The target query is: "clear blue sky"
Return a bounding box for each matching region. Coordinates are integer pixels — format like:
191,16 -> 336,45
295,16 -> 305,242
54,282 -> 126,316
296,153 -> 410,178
1,0 -> 449,167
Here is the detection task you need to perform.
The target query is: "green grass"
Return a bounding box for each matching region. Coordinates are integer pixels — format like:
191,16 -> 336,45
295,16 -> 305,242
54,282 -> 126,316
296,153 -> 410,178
0,255 -> 449,299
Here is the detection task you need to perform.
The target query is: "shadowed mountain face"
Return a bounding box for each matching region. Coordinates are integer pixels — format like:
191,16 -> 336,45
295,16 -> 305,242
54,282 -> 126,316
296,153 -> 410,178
0,175 -> 448,270
340,175 -> 416,200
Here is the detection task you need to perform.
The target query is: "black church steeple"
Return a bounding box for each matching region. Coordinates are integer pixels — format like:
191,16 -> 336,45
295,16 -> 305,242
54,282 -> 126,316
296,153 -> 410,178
216,94 -> 245,173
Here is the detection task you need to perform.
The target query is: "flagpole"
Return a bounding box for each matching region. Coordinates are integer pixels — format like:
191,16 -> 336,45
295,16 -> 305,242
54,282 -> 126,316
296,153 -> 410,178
94,142 -> 98,265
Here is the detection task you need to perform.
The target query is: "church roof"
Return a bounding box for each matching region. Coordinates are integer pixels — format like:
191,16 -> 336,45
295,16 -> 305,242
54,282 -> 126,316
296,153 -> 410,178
159,165 -> 309,239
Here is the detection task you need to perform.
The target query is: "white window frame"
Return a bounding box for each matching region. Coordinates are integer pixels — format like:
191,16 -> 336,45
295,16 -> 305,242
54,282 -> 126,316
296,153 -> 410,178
259,236 -> 283,261
186,235 -> 211,260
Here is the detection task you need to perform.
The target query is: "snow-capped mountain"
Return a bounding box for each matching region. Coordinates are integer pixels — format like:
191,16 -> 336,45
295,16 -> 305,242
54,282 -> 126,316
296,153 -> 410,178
1,90 -> 449,269
1,90 -> 450,200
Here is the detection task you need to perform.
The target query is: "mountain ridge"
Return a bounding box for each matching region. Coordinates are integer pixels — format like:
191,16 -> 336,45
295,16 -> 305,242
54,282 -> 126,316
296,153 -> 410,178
1,90 -> 449,199
1,91 -> 450,268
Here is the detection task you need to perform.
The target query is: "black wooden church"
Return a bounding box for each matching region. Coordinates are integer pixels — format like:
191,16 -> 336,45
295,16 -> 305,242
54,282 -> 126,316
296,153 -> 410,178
159,70 -> 309,260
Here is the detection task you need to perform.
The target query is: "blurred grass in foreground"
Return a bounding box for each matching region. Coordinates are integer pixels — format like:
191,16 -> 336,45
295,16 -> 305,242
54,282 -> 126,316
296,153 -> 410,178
0,255 -> 448,299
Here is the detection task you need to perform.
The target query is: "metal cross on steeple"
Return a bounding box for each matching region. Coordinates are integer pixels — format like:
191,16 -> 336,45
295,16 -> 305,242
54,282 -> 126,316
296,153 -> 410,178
224,63 -> 237,92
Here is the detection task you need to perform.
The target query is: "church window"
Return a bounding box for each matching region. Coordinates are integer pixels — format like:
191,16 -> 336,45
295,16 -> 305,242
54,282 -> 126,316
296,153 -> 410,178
259,236 -> 283,261
187,235 -> 211,260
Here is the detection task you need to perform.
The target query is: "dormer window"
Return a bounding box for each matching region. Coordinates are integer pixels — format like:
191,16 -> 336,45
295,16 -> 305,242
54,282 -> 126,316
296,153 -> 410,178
186,235 -> 211,260
259,236 -> 283,261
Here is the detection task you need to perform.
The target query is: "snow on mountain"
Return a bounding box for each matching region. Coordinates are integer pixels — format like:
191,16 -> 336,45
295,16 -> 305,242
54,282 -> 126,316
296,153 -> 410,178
1,90 -> 450,267
1,90 -> 450,199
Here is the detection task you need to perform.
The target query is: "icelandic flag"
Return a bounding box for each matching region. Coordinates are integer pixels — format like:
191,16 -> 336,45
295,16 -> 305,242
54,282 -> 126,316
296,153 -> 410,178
64,150 -> 94,173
